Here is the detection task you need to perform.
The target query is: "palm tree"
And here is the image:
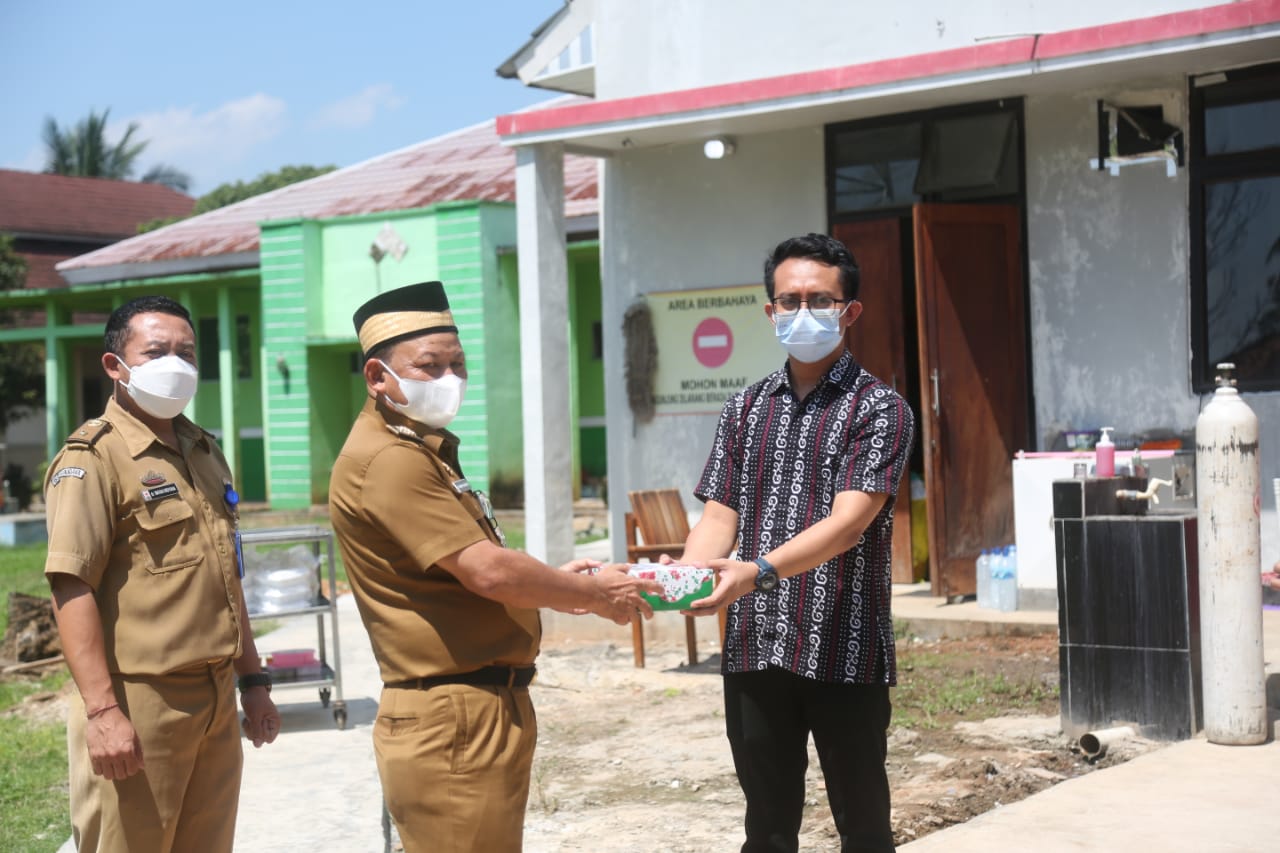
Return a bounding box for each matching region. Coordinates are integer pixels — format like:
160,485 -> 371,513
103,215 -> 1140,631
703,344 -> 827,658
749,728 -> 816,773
42,108 -> 191,191
140,164 -> 192,193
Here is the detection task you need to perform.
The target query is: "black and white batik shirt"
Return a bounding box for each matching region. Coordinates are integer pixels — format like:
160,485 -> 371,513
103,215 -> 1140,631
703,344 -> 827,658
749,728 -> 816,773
695,350 -> 914,686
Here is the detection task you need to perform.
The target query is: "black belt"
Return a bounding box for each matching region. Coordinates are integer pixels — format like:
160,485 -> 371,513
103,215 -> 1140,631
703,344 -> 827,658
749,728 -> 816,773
385,665 -> 536,691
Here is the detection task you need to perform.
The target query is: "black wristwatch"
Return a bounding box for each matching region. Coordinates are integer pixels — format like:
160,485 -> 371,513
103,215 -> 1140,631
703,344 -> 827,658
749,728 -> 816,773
753,557 -> 780,592
237,672 -> 272,693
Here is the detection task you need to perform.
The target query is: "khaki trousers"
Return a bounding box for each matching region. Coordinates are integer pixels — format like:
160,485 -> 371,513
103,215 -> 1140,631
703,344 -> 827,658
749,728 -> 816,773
375,683 -> 537,853
67,661 -> 242,853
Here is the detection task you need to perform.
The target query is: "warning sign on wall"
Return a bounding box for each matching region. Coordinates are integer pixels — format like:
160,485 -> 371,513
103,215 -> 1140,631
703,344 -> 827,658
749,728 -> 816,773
647,284 -> 782,415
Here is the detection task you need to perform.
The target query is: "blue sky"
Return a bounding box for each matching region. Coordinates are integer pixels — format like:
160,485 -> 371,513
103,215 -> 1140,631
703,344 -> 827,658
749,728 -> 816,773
0,1 -> 560,195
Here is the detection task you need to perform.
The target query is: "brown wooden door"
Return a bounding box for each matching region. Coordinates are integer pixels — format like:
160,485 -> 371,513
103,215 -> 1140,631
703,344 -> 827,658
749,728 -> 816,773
913,203 -> 1028,598
832,219 -> 916,584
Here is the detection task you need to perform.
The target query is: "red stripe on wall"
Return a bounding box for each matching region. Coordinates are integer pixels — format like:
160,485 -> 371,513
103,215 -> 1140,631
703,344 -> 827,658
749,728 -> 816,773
497,0 -> 1280,138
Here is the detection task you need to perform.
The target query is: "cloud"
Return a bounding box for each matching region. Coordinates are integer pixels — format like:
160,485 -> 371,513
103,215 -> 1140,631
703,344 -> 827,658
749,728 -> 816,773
116,93 -> 289,190
309,84 -> 405,130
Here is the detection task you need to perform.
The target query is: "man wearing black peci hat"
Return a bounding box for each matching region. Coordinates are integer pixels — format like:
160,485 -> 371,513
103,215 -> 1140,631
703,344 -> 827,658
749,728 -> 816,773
329,281 -> 660,853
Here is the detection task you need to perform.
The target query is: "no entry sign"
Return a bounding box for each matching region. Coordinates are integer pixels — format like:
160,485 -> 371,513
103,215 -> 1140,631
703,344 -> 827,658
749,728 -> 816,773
692,317 -> 733,368
646,284 -> 780,415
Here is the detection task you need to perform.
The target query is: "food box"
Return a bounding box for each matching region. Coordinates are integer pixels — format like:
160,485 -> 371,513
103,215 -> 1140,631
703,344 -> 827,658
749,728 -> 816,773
267,648 -> 317,668
625,564 -> 714,611
264,648 -> 323,681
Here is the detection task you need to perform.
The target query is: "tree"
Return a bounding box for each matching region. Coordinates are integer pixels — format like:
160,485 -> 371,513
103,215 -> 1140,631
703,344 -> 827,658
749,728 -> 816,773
43,108 -> 191,191
192,164 -> 338,214
0,234 -> 44,434
140,164 -> 192,193
137,164 -> 338,233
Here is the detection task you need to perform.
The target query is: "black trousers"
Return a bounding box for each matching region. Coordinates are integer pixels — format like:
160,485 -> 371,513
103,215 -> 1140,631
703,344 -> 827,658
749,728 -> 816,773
724,667 -> 894,853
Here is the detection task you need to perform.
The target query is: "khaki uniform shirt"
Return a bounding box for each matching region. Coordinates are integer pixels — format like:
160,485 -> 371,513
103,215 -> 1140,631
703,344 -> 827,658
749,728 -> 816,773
44,397 -> 244,675
330,398 -> 540,684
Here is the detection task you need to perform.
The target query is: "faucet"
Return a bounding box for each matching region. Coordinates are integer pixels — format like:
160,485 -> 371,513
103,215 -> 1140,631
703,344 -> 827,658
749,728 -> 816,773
1115,478 -> 1174,504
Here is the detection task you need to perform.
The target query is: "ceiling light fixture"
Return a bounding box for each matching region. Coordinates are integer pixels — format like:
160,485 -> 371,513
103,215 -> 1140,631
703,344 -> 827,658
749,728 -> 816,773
703,137 -> 735,159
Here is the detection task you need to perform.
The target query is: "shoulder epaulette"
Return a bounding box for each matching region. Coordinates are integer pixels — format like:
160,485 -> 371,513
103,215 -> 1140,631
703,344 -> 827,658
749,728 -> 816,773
66,418 -> 112,446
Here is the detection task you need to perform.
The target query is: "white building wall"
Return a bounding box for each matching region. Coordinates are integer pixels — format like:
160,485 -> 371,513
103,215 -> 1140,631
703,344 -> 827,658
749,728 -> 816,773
600,125 -> 826,550
592,0 -> 1217,99
1025,83 -> 1196,444
1025,84 -> 1280,523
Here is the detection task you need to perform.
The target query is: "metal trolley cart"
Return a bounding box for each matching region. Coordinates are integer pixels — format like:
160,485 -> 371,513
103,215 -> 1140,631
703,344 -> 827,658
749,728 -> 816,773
241,525 -> 347,729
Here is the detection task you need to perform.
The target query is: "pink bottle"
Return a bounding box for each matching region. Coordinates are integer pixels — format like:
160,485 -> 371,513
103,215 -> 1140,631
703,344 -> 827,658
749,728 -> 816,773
1095,427 -> 1115,478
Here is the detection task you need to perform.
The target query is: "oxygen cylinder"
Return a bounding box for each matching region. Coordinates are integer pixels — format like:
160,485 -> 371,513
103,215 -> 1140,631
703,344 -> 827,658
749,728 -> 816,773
1195,363 -> 1266,745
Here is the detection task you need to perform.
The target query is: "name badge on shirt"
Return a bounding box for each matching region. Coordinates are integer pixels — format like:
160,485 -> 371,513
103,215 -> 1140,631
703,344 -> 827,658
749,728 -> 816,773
141,483 -> 180,502
50,467 -> 86,486
452,478 -> 471,494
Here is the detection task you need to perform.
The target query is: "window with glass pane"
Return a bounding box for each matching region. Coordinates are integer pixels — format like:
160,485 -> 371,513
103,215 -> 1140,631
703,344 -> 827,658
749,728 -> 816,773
831,122 -> 922,212
197,315 -> 254,381
1205,98 -> 1280,155
236,314 -> 252,379
1204,177 -> 1280,382
914,112 -> 1017,196
829,102 -> 1021,215
1192,63 -> 1280,390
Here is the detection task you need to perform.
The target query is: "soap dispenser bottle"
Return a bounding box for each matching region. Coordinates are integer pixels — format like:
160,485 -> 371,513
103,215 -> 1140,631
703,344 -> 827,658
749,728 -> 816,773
1096,426 -> 1115,478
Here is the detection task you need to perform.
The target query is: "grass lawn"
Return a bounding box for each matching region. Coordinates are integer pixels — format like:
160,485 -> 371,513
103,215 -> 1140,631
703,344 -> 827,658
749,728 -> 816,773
0,543 -> 52,636
0,541 -> 71,853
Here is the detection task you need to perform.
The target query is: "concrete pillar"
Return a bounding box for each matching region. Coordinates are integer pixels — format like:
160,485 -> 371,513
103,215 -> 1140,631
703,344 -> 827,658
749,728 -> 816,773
516,143 -> 574,565
179,288 -> 195,421
216,287 -> 238,482
598,159 -> 631,563
43,299 -> 62,458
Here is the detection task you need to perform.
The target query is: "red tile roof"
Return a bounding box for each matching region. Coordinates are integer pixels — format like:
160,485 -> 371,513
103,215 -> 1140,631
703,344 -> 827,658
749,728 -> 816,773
0,169 -> 194,240
59,116 -> 599,274
19,249 -> 71,290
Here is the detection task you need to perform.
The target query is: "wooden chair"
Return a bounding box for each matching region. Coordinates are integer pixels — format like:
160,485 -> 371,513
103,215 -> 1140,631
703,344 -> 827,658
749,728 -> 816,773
624,489 -> 725,668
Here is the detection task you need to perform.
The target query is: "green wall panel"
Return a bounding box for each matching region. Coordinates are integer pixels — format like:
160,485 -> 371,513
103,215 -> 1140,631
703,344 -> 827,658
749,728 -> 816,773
480,207 -> 523,506
569,243 -> 606,494
437,205 -> 490,495
314,211 -> 441,340
259,223 -> 316,508
570,246 -> 604,419
308,346 -> 358,502
189,285 -> 264,430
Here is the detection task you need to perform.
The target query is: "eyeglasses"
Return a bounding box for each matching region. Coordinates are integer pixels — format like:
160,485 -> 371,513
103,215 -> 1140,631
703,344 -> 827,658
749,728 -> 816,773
770,295 -> 850,318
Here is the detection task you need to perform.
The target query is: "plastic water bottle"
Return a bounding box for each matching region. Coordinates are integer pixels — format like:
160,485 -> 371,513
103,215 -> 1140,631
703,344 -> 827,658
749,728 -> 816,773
990,546 -> 1007,611
976,549 -> 991,609
991,547 -> 1007,610
995,545 -> 1019,612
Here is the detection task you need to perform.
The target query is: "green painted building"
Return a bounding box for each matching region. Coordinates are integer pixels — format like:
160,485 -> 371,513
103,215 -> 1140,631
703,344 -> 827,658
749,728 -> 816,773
1,119 -> 604,509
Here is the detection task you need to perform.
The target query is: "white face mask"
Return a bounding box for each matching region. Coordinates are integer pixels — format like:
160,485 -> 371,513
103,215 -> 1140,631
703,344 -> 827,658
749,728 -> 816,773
773,306 -> 849,363
118,355 -> 199,419
379,361 -> 466,429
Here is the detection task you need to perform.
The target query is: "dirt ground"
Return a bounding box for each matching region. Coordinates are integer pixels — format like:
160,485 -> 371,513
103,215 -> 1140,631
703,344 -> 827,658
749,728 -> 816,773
6,633 -> 1162,853
520,633 -> 1161,852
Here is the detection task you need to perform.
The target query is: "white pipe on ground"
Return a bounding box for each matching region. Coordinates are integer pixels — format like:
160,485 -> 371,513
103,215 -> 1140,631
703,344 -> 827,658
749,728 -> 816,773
1195,363 -> 1267,746
1078,726 -> 1136,761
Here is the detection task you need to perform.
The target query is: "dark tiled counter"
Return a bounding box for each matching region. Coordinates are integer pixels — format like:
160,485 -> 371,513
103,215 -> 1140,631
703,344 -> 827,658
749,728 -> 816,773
1053,477 -> 1201,740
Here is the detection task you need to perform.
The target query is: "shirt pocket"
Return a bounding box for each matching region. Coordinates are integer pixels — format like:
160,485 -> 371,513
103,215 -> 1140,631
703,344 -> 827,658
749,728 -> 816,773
133,499 -> 206,574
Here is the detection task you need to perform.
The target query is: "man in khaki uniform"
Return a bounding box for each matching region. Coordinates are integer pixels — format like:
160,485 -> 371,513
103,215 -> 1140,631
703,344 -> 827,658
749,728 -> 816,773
330,281 -> 659,853
45,295 -> 280,853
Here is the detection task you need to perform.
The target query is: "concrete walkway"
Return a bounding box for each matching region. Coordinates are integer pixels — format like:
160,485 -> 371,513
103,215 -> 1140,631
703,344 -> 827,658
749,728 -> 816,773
897,599 -> 1280,852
